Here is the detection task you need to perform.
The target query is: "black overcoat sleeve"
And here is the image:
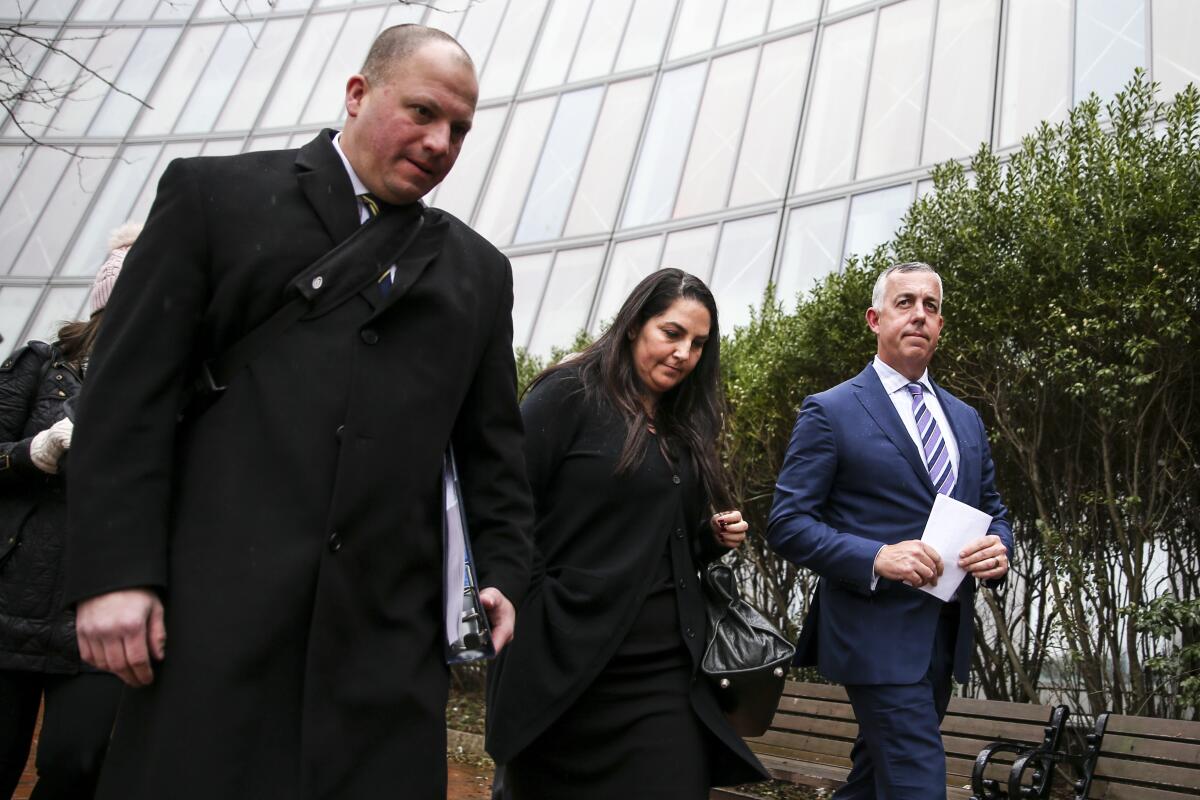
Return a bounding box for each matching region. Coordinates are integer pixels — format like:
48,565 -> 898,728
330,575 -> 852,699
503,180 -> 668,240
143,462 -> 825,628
64,158 -> 210,603
451,255 -> 535,608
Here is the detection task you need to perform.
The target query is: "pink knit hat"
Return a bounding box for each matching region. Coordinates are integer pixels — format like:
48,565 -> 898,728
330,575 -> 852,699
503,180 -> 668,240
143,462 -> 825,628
89,222 -> 142,315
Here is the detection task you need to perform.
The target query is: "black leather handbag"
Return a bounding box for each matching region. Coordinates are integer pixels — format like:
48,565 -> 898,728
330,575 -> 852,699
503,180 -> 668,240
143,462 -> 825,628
701,561 -> 796,737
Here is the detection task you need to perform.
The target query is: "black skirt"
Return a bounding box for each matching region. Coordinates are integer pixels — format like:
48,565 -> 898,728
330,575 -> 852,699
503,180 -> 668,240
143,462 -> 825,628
506,549 -> 711,800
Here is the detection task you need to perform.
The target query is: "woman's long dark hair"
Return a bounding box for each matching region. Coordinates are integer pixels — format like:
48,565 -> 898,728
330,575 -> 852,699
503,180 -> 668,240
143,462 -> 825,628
54,312 -> 104,368
530,268 -> 732,510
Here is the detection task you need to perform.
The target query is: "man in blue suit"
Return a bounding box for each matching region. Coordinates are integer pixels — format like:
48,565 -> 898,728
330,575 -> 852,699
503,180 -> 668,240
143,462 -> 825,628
767,262 -> 1012,799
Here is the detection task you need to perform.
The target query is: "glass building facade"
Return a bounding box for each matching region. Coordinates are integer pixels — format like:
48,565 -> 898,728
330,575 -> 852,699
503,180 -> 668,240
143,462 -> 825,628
1,0 -> 1197,357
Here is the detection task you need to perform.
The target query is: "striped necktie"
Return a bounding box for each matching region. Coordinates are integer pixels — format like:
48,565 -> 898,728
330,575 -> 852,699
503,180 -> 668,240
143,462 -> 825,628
907,382 -> 956,495
358,193 -> 396,293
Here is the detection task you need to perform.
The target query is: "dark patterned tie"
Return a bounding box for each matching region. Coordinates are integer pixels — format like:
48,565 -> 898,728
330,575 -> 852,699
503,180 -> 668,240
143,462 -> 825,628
907,383 -> 956,495
359,193 -> 396,294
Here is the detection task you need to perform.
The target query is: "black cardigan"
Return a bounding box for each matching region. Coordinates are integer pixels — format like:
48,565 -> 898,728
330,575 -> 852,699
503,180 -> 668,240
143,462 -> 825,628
486,367 -> 766,786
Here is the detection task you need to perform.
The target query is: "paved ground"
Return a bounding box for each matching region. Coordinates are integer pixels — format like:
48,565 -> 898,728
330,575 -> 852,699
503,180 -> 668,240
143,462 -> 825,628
15,706 -> 495,800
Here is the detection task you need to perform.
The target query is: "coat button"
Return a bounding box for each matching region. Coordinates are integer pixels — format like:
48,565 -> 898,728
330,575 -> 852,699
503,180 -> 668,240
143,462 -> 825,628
672,475 -> 681,485
328,532 -> 342,553
360,328 -> 379,345
675,528 -> 684,539
55,373 -> 63,381
678,579 -> 687,590
311,276 -> 324,290
686,627 -> 696,639
335,424 -> 345,441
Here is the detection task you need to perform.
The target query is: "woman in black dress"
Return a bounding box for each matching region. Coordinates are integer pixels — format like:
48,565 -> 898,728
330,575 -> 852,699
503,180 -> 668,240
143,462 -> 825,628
486,268 -> 768,798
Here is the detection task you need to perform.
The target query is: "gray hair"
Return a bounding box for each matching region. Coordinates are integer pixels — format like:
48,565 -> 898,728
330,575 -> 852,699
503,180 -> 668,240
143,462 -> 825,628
871,262 -> 944,311
361,24 -> 474,84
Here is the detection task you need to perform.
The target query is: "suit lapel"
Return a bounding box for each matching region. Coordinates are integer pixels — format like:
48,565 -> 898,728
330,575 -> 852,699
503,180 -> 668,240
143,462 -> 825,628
295,130 -> 359,245
932,381 -> 976,502
852,364 -> 936,495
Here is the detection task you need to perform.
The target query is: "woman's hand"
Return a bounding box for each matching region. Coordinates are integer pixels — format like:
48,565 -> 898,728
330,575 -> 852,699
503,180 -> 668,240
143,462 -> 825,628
711,510 -> 748,549
30,417 -> 73,474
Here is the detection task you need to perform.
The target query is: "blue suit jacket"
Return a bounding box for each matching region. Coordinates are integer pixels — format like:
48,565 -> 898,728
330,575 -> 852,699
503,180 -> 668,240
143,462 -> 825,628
767,364 -> 1011,685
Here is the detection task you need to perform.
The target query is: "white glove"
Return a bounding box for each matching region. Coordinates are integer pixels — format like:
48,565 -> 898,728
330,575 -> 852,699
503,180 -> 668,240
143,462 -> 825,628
30,417 -> 74,474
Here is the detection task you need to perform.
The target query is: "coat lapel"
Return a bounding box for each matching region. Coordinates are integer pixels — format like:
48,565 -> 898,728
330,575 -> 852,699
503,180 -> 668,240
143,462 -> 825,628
852,364 -> 936,495
295,130 -> 359,245
931,381 -> 976,502
364,208 -> 450,319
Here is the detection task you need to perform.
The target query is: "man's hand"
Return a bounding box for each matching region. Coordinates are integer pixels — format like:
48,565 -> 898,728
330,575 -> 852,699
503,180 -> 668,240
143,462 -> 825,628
76,588 -> 166,688
959,534 -> 1009,581
479,587 -> 515,654
711,510 -> 748,549
874,540 -> 944,587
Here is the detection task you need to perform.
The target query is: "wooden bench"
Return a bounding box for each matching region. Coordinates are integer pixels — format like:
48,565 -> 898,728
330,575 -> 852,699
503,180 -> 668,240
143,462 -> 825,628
711,680 -> 1200,799
711,681 -> 1066,799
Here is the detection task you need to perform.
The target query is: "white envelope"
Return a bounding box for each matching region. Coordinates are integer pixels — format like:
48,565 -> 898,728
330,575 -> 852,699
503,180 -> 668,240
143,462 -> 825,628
918,493 -> 994,602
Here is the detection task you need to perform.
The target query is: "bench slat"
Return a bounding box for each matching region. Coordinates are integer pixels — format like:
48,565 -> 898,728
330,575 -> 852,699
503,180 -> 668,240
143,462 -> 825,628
1097,732 -> 1200,766
1101,713 -> 1200,743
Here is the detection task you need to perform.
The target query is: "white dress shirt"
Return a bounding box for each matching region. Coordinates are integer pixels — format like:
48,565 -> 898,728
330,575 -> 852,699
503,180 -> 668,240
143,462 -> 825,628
331,131 -> 373,224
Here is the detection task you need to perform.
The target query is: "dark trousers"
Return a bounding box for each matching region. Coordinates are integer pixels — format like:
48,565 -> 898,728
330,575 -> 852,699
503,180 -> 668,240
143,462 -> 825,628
835,605 -> 959,800
0,670 -> 122,800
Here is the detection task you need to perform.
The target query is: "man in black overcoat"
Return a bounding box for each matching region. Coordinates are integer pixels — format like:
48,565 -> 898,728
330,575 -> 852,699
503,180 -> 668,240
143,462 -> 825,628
62,25 -> 532,800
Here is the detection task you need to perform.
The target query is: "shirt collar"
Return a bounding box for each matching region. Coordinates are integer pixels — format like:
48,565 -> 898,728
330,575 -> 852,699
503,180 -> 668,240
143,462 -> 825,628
872,355 -> 932,396
331,131 -> 370,198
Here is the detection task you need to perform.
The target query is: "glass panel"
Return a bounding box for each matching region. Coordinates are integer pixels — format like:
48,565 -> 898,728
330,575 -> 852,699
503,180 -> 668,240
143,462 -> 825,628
674,48 -> 758,218
710,214 -> 776,331
621,62 -> 707,228
843,184 -> 912,262
768,0 -> 820,30
660,224 -> 718,278
428,105 -> 505,222
999,0 -> 1070,147
793,12 -> 874,192
473,96 -> 557,246
857,0 -> 935,180
261,13 -> 342,129
730,33 -> 812,207
777,198 -> 846,308
1153,0 -> 1200,99
197,0 -> 241,19
669,0 -> 723,60
718,0 -> 770,46
153,0 -> 199,20
615,0 -> 676,71
0,147 -> 26,208
379,1 -> 427,27
11,146 -> 111,277
424,1 -> 466,37
0,146 -> 72,274
922,0 -> 998,165
569,0 -> 633,82
62,143 -> 162,276
4,29 -> 98,140
1075,0 -> 1145,103
45,28 -> 141,137
528,245 -> 605,357
175,22 -> 263,134
0,287 -> 44,357
28,0 -> 76,19
301,7 -> 386,126
0,25 -> 54,128
563,76 -> 654,237
200,139 -> 242,156
113,0 -> 161,20
509,252 -> 553,350
592,235 -> 662,332
244,134 -> 292,152
515,87 -> 605,245
74,0 -> 118,20
89,27 -> 180,136
452,0 -> 508,69
523,0 -> 589,91
916,178 -> 934,198
478,0 -> 547,100
267,0 -> 311,10
126,141 -> 202,231
25,286 -> 90,344
136,24 -> 225,135
215,17 -> 304,132
826,0 -> 869,14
